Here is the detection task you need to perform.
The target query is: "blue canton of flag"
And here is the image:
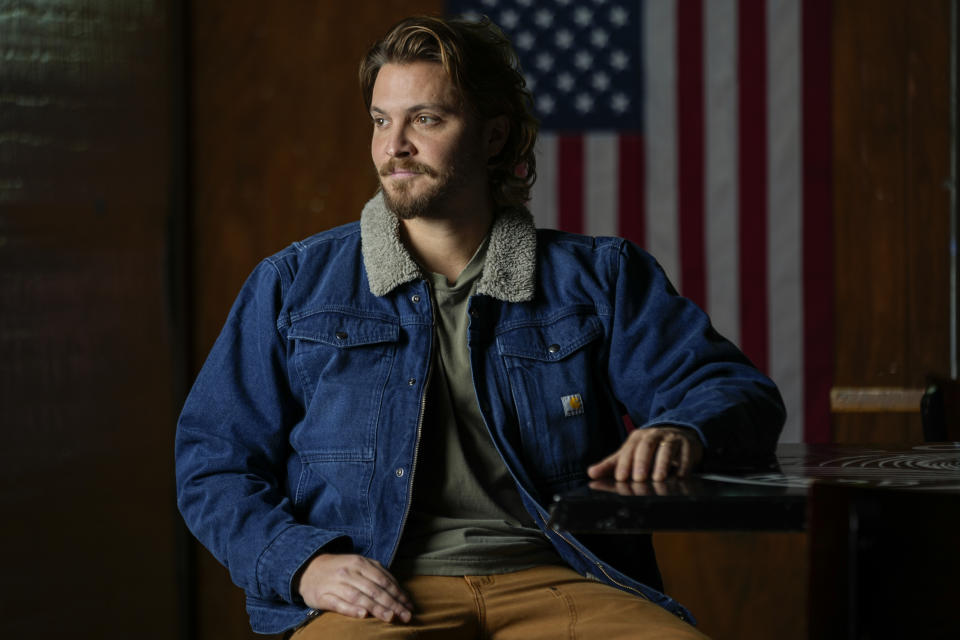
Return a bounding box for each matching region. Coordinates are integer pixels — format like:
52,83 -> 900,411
448,0 -> 642,131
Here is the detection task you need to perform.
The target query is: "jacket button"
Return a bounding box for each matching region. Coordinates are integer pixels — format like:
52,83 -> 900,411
395,467 -> 404,477
411,294 -> 421,303
335,331 -> 348,340
408,377 -> 416,386
470,309 -> 479,318
547,344 -> 560,354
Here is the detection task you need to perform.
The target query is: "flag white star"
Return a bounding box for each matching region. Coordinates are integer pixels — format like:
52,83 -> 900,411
555,29 -> 574,49
592,71 -> 610,92
611,92 -> 630,113
609,6 -> 629,28
535,52 -> 555,72
537,94 -> 556,115
515,31 -> 535,50
534,8 -> 554,28
499,9 -> 519,29
575,92 -> 594,113
574,49 -> 594,70
610,49 -> 630,71
556,72 -> 575,92
590,28 -> 609,49
573,6 -> 593,26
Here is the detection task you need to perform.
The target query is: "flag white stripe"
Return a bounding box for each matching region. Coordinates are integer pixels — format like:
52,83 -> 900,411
585,133 -> 619,237
643,0 -> 680,286
767,0 -> 803,442
531,132 -> 558,230
705,0 -> 740,345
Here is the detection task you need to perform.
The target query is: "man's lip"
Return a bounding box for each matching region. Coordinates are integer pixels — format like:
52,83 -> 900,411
388,170 -> 422,178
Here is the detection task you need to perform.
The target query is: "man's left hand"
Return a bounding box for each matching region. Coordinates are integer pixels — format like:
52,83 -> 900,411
586,426 -> 703,482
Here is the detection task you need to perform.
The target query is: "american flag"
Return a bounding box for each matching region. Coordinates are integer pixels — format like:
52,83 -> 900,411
448,0 -> 834,443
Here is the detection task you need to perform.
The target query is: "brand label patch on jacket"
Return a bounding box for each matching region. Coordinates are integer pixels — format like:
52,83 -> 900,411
561,394 -> 584,417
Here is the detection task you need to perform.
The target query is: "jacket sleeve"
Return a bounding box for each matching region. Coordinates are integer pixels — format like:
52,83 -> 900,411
605,240 -> 786,464
175,259 -> 346,604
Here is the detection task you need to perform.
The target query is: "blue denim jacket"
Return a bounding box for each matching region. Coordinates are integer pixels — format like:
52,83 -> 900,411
175,194 -> 785,634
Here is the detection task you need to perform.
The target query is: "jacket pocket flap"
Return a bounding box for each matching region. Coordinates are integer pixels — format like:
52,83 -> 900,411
288,311 -> 399,347
496,314 -> 602,361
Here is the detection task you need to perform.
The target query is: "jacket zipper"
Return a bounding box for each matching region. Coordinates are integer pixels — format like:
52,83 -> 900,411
536,511 -> 650,601
387,281 -> 436,567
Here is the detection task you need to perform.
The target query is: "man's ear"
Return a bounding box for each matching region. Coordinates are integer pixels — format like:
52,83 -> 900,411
485,115 -> 510,159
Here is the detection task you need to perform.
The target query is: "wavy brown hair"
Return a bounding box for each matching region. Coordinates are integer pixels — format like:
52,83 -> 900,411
360,15 -> 538,209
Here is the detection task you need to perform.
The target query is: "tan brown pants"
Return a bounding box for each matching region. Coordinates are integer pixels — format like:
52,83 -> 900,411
290,565 -> 709,640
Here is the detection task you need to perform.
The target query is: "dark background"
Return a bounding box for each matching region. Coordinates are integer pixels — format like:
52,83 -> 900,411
0,1 -> 952,638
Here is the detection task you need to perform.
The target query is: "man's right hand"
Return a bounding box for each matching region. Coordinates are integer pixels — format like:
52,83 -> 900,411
296,554 -> 413,623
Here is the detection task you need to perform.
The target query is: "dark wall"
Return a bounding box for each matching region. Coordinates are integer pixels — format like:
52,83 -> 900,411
0,1 -> 185,638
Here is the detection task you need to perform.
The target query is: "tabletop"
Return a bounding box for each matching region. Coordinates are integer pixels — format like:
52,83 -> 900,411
547,442 -> 960,533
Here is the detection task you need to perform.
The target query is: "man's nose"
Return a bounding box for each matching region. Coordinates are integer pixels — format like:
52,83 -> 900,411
386,126 -> 414,158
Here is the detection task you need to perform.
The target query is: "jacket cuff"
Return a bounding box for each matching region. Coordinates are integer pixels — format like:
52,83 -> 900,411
255,524 -> 349,604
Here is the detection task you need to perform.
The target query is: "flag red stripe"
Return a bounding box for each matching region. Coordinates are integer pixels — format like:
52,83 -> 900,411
558,135 -> 584,234
738,0 -> 769,372
802,0 -> 834,442
618,133 -> 645,247
676,0 -> 706,308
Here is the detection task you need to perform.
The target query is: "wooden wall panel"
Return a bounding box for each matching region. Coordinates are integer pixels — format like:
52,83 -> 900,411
0,2 -> 183,638
832,0 -> 951,443
190,4 -> 442,638
655,533 -> 808,640
904,2 -> 952,383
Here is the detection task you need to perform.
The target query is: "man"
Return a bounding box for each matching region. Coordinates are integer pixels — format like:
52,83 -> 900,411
176,15 -> 784,639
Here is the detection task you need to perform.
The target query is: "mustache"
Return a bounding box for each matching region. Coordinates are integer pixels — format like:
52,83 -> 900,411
379,160 -> 438,177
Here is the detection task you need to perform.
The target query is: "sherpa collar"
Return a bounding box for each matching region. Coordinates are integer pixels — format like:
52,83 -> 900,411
359,192 -> 537,302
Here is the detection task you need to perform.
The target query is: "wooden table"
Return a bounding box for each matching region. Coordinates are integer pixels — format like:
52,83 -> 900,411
548,443 -> 960,639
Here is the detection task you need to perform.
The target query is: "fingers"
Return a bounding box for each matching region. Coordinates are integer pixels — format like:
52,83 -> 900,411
650,438 -> 678,481
344,568 -> 411,621
586,452 -> 617,479
299,554 -> 413,623
587,426 -> 704,482
357,559 -> 412,608
323,582 -> 405,623
678,435 -> 694,476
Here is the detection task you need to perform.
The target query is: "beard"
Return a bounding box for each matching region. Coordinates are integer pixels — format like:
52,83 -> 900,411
377,159 -> 455,220
377,137 -> 484,220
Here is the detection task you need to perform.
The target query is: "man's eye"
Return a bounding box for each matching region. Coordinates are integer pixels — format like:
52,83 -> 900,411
417,115 -> 438,125
372,117 -> 386,127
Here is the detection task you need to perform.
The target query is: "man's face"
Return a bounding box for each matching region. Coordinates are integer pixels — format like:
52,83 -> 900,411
370,61 -> 488,219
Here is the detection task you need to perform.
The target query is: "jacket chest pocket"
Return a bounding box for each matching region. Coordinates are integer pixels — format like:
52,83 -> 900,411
496,314 -> 615,483
288,310 -> 399,461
